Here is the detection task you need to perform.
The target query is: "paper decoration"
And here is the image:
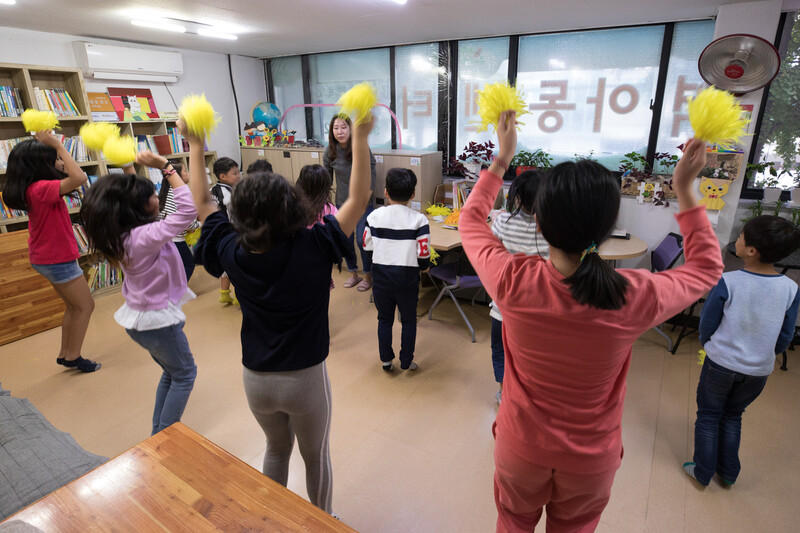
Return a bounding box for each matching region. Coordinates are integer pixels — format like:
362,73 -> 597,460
637,181 -> 661,204
698,178 -> 730,210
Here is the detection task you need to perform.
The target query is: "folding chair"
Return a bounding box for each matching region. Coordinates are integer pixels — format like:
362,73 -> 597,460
650,232 -> 684,352
427,254 -> 483,343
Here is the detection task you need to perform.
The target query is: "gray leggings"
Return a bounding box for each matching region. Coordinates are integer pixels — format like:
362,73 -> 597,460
243,361 -> 333,513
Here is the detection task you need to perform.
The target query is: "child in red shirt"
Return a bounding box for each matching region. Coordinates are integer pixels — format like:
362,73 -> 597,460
459,111 -> 723,532
3,131 -> 99,372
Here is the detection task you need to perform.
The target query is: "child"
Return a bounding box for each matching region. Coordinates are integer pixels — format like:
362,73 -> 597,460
80,151 -> 198,435
296,164 -> 338,225
459,110 -> 723,532
157,162 -> 200,282
191,116 -> 374,515
211,157 -> 241,305
489,169 -> 549,404
684,215 -> 800,487
246,159 -> 273,175
2,131 -> 99,372
363,168 -> 430,371
323,113 -> 377,292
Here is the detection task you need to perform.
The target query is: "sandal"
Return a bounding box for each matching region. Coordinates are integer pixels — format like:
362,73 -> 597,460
356,279 -> 372,292
343,276 -> 362,289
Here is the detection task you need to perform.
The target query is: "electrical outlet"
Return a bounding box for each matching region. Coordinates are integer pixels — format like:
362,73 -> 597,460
411,201 -> 421,211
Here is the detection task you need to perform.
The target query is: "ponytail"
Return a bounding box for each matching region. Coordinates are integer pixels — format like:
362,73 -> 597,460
536,160 -> 628,310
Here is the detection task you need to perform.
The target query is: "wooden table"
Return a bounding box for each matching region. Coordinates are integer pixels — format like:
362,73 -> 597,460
597,235 -> 648,260
427,215 -> 464,251
3,423 -> 355,532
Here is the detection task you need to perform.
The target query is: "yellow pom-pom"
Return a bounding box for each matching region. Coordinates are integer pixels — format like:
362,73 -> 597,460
698,349 -> 707,366
426,203 -> 452,217
444,209 -> 461,227
80,123 -> 121,151
337,82 -> 378,125
21,109 -> 59,132
475,82 -> 529,133
179,94 -> 220,138
103,135 -> 136,166
184,227 -> 202,247
687,87 -> 749,151
429,245 -> 441,266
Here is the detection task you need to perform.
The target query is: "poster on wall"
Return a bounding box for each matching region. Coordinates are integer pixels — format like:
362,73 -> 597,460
106,88 -> 159,121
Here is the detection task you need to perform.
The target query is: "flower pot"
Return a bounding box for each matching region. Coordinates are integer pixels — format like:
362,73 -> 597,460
763,187 -> 782,203
791,187 -> 800,204
464,162 -> 481,179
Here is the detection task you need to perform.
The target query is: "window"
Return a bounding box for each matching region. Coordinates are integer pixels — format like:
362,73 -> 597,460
271,56 -> 307,141
308,49 -> 392,148
516,26 -> 664,168
455,37 -> 510,155
395,43 -> 440,150
747,12 -> 799,195
654,20 -> 716,169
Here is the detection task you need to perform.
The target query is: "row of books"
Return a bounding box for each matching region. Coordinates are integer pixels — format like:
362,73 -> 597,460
32,87 -> 81,117
0,134 -> 91,170
72,223 -> 89,253
451,179 -> 475,210
1,178 -> 93,219
0,136 -> 31,171
86,260 -> 123,292
0,86 -> 24,117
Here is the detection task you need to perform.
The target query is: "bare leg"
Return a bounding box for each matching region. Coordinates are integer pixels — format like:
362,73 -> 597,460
51,277 -> 95,361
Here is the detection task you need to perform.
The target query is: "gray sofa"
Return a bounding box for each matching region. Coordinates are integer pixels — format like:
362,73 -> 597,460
0,384 -> 106,519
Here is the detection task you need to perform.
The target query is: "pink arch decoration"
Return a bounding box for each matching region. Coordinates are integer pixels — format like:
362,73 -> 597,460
278,103 -> 403,150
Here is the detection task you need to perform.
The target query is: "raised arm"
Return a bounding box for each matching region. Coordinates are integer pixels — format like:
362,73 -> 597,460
136,151 -> 185,191
335,117 -> 374,236
178,120 -> 218,222
34,130 -> 87,195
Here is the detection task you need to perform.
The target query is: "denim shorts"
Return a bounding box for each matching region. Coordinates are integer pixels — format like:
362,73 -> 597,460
31,260 -> 84,285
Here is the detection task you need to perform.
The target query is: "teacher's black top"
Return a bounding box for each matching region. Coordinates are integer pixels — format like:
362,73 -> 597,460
195,210 -> 349,372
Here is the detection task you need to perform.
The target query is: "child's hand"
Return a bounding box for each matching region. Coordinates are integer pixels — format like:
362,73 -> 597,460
177,119 -> 204,146
136,150 -> 169,169
673,138 -> 707,192
496,110 -> 517,163
34,130 -> 62,150
352,115 -> 375,141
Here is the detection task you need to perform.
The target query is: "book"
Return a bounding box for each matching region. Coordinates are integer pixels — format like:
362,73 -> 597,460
153,135 -> 173,156
107,87 -> 159,120
87,92 -> 119,121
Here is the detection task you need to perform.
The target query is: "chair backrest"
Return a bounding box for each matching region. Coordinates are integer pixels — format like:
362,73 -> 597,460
651,232 -> 684,273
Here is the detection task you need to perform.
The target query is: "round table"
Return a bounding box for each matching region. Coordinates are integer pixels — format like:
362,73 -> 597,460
598,235 -> 648,261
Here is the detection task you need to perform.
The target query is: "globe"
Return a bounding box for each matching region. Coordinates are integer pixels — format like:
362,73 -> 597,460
251,101 -> 282,130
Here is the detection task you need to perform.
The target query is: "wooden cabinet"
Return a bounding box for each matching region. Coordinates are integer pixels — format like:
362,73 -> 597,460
241,146 -> 443,211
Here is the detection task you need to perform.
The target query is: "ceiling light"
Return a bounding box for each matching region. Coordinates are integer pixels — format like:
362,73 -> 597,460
0,0 -> 17,5
197,27 -> 238,40
131,19 -> 186,33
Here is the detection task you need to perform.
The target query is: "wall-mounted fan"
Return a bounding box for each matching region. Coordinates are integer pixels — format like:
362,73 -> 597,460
698,34 -> 781,95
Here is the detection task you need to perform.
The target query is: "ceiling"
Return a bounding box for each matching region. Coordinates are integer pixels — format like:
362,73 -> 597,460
0,0 -> 797,58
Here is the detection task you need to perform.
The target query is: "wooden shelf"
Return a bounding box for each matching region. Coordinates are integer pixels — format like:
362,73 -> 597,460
0,206 -> 81,227
91,284 -> 122,297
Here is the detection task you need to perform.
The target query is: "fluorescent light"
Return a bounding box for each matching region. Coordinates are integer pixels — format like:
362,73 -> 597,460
197,27 -> 238,40
0,0 -> 17,5
131,19 -> 186,33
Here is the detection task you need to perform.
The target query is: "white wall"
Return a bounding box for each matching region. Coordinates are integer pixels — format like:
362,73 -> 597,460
0,26 -> 266,164
617,0 -> 784,268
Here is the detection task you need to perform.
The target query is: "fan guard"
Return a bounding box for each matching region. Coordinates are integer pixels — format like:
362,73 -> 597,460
698,34 -> 781,95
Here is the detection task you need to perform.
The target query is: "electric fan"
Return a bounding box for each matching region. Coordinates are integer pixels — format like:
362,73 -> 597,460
698,34 -> 781,95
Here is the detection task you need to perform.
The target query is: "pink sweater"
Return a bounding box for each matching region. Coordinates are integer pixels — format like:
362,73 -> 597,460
121,186 -> 198,311
460,169 -> 723,473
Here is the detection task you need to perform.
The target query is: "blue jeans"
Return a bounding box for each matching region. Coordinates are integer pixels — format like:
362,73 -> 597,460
692,357 -> 768,485
491,318 -> 504,383
373,283 -> 418,368
126,323 -> 197,436
344,205 -> 373,273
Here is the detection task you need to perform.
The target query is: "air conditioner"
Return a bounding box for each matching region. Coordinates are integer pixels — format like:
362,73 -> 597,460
72,42 -> 183,83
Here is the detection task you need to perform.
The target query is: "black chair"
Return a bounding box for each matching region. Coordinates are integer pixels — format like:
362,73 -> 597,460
650,232 -> 684,351
427,253 -> 483,343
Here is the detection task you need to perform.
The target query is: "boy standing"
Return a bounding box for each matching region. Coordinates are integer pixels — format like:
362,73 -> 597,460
684,215 -> 800,487
363,168 -> 430,371
211,157 -> 242,304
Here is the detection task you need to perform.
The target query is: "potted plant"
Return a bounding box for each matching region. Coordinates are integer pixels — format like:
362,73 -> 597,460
511,149 -> 552,175
618,151 -> 679,207
445,141 -> 494,179
746,159 -> 784,203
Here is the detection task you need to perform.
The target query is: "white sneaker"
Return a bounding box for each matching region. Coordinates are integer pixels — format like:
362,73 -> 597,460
382,362 -> 393,371
402,362 -> 419,371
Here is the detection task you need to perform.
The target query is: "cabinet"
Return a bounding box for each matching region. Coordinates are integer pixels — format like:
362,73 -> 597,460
241,146 -> 443,211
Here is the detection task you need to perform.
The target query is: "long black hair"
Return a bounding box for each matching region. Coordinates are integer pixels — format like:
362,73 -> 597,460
158,162 -> 184,212
324,113 -> 352,164
535,160 -> 628,310
2,139 -> 65,210
80,174 -> 157,266
296,164 -> 333,224
229,171 -> 310,253
507,169 -> 544,217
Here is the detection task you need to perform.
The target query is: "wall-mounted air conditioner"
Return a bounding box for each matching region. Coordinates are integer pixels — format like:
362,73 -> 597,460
72,42 -> 183,83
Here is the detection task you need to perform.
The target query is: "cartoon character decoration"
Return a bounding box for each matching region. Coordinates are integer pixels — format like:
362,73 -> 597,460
699,178 -> 730,210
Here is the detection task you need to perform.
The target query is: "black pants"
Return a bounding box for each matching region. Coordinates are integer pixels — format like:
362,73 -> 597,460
373,283 -> 419,368
175,241 -> 195,282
